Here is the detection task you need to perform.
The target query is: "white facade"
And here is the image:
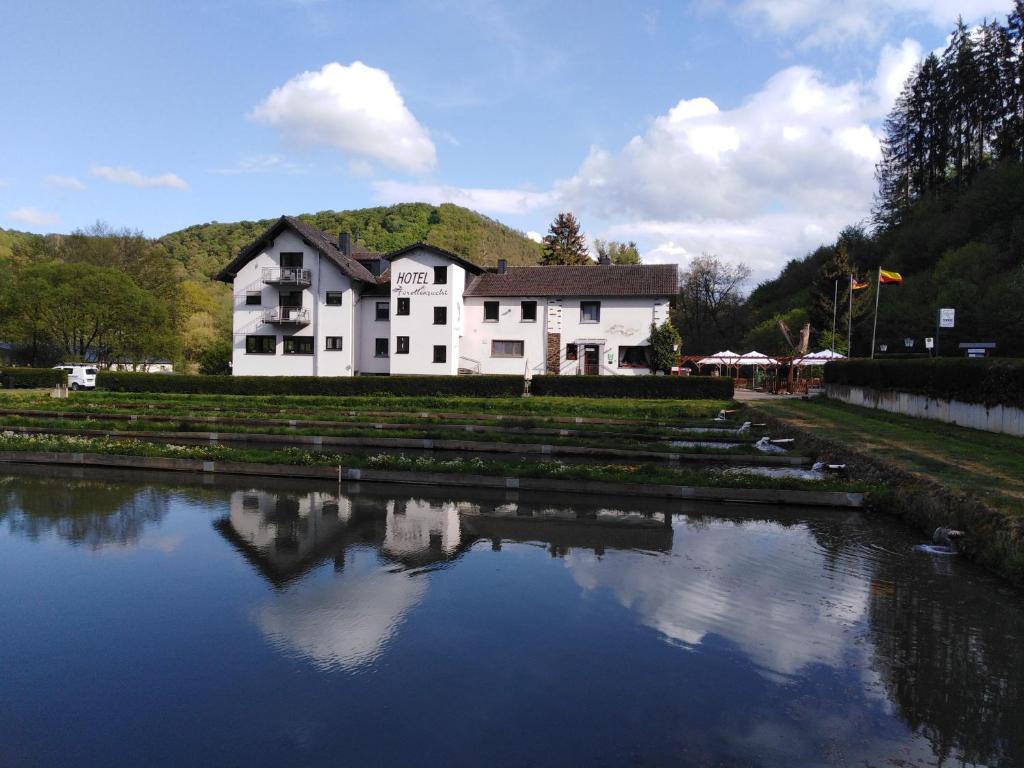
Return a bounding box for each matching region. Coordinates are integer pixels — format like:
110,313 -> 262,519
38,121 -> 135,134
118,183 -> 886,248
222,219 -> 676,377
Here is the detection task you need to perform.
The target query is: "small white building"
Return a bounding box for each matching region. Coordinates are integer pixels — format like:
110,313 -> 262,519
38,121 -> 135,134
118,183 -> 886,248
217,216 -> 677,376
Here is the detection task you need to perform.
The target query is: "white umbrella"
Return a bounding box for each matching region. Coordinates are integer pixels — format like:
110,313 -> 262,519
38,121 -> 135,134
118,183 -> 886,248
738,350 -> 779,366
697,350 -> 742,366
792,350 -> 846,366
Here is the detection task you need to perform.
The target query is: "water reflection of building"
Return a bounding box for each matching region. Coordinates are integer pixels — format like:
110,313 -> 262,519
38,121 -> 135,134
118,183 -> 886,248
215,490 -> 354,585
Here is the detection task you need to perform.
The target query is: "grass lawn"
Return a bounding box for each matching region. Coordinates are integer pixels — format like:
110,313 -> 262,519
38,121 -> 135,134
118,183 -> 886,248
755,398 -> 1024,515
0,390 -> 734,423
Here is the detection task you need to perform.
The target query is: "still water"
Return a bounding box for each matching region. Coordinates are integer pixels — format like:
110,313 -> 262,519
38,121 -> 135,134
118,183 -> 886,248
1,467 -> 1021,767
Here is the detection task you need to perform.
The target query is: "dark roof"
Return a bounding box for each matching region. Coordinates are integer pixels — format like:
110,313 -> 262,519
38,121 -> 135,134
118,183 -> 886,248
464,264 -> 678,298
383,242 -> 485,275
215,216 -> 376,285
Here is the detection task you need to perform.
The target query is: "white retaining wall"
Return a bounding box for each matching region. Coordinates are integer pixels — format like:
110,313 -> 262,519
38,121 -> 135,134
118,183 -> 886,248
826,383 -> 1024,437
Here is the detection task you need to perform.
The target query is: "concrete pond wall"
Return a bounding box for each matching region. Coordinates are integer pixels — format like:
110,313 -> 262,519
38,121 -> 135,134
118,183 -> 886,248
826,384 -> 1024,437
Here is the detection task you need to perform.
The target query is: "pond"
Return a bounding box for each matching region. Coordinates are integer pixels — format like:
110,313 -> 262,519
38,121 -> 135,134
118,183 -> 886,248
1,466 -> 1021,767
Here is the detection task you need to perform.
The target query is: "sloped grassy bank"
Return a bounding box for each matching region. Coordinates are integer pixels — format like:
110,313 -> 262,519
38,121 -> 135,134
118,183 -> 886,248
751,403 -> 1024,587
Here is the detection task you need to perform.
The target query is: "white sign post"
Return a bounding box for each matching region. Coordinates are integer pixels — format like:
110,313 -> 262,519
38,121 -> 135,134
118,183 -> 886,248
925,337 -> 934,349
939,308 -> 955,328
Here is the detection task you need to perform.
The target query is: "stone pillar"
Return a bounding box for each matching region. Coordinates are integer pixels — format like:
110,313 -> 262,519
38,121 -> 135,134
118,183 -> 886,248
546,332 -> 561,374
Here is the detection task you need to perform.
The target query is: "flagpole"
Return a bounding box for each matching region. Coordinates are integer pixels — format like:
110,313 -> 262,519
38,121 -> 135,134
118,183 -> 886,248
831,279 -> 838,355
847,274 -> 853,356
870,267 -> 881,359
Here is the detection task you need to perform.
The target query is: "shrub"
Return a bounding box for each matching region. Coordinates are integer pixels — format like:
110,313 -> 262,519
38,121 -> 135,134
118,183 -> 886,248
529,375 -> 733,400
824,358 -> 1024,409
96,372 -> 525,397
0,367 -> 67,389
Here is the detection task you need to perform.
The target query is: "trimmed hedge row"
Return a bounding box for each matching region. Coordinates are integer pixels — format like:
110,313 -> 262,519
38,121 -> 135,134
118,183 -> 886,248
824,359 -> 1024,409
530,375 -> 734,400
96,372 -> 525,397
0,367 -> 67,389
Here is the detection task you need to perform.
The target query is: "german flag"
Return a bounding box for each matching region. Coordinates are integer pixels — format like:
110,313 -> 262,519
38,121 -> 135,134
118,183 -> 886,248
852,278 -> 869,291
879,269 -> 903,284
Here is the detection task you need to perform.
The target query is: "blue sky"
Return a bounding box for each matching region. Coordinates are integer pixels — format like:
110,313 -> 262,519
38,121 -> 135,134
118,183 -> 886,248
0,0 -> 1013,280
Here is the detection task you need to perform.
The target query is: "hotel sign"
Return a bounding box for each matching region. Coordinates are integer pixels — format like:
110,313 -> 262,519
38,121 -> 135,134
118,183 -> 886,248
392,270 -> 448,297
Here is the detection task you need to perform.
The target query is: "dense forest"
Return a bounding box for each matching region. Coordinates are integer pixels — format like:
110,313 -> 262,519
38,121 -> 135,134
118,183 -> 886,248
0,203 -> 542,371
720,4 -> 1024,358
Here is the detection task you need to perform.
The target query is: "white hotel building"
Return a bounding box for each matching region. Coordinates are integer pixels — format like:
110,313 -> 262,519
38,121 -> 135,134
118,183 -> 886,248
217,216 -> 678,377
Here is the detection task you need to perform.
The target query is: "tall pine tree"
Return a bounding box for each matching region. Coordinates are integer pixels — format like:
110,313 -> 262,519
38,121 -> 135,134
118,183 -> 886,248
541,212 -> 591,265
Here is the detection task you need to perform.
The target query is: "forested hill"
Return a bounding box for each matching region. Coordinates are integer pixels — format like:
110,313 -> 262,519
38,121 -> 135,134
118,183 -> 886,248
738,6 -> 1024,358
159,202 -> 542,277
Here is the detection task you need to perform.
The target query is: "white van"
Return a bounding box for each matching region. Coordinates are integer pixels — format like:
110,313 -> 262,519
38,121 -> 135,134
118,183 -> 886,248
54,365 -> 97,390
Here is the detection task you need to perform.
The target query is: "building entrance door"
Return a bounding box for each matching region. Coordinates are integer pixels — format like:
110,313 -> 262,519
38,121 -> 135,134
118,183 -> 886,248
583,345 -> 600,375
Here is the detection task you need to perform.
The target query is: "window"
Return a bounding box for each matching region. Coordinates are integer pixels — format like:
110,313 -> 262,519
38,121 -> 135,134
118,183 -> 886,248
279,291 -> 302,308
521,301 -> 537,322
580,301 -> 601,323
325,337 -> 343,351
491,340 -> 524,358
326,291 -> 343,306
375,338 -> 389,357
280,252 -> 303,268
396,297 -> 410,315
245,291 -> 262,306
376,301 -> 389,321
433,306 -> 447,325
566,343 -> 578,361
284,337 -> 313,355
246,335 -> 276,354
396,336 -> 410,354
434,266 -> 448,284
243,495 -> 259,510
618,345 -> 652,369
433,345 -> 446,363
484,301 -> 499,321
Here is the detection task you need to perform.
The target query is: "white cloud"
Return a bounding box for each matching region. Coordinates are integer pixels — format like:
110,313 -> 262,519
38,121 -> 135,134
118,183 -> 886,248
89,165 -> 188,190
373,180 -> 555,215
250,61 -> 436,174
565,518 -> 871,679
44,175 -> 86,190
7,207 -> 60,227
257,548 -> 427,672
728,0 -> 1008,46
526,230 -> 543,243
210,154 -> 307,176
0,178 -> 9,187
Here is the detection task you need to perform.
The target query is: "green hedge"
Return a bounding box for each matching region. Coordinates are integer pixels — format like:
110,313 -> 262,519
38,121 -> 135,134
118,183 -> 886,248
530,375 -> 734,400
96,372 -> 525,397
0,367 -> 67,389
824,359 -> 1024,409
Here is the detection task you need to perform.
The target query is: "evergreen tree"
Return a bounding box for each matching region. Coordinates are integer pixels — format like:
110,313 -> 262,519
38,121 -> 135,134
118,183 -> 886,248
593,239 -> 641,264
541,212 -> 591,265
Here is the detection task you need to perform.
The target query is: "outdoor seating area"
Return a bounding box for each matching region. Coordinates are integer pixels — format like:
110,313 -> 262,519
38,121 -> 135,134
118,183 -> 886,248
675,349 -> 846,394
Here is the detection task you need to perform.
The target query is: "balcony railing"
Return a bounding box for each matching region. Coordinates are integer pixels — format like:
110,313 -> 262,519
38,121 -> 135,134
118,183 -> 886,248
263,307 -> 310,325
262,267 -> 312,286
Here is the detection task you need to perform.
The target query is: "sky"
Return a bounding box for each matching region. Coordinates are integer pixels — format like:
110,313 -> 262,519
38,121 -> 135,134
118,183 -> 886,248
0,0 -> 1015,282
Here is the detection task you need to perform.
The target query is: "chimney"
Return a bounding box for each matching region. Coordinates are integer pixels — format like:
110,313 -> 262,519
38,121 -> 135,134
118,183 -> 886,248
598,254 -> 611,266
497,259 -> 507,274
338,232 -> 351,256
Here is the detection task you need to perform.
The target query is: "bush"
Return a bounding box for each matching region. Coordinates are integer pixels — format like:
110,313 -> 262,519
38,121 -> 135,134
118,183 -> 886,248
824,358 -> 1024,409
96,372 -> 525,397
530,375 -> 733,400
0,367 -> 67,389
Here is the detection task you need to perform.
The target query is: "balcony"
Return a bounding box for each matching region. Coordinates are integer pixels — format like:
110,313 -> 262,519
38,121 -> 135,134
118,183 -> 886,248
263,307 -> 310,325
262,267 -> 311,287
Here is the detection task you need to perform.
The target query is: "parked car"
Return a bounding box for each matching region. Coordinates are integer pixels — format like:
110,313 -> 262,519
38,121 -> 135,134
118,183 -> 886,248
54,364 -> 97,390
